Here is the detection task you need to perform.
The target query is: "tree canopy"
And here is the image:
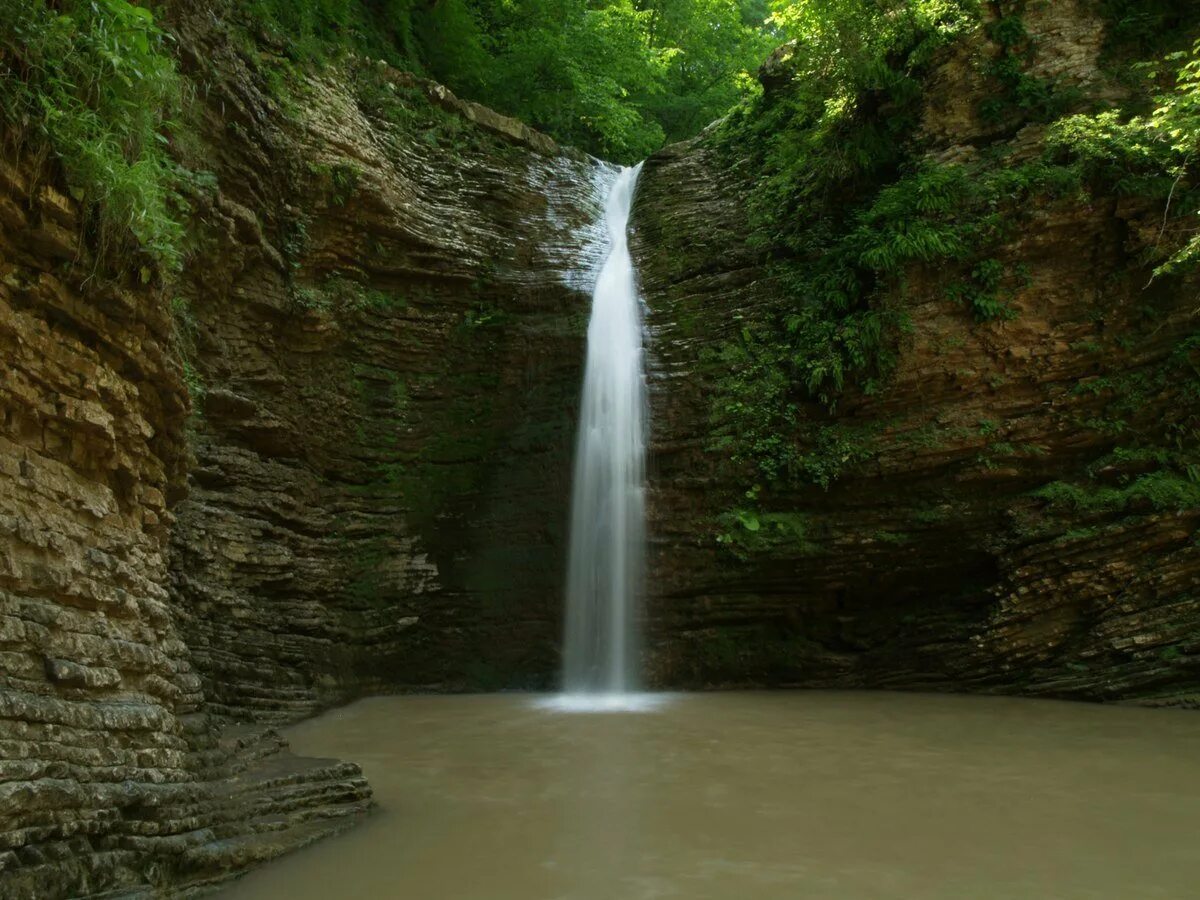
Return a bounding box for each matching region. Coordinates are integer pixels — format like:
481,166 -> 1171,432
247,0 -> 778,161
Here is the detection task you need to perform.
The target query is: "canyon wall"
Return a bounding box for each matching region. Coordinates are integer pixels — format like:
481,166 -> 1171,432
0,3 -> 604,895
0,145 -> 371,897
163,6 -> 604,722
633,0 -> 1200,704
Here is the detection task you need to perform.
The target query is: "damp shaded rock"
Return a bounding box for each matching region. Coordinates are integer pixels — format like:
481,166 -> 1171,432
630,4 -> 1200,704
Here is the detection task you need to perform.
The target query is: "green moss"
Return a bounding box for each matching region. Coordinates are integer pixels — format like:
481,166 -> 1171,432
309,159 -> 363,206
1034,469 -> 1200,514
293,273 -> 406,313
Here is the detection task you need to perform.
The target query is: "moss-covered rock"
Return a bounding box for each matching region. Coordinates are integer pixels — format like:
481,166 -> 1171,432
632,1 -> 1200,703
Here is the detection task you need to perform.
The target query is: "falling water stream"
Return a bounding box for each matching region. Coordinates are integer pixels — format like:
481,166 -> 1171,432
556,164 -> 649,707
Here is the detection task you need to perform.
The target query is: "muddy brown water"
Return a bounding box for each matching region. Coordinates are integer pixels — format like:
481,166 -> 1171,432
218,692 -> 1200,899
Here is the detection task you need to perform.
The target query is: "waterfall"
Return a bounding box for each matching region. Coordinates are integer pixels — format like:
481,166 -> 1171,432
558,164 -> 647,705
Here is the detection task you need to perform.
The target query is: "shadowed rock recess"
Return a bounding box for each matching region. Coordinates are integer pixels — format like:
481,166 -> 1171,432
1,0 -> 1198,896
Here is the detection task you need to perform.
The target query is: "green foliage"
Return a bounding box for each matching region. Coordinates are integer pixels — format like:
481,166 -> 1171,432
799,424 -> 877,488
309,159 -> 362,205
1034,468 -> 1200,515
978,9 -> 1075,125
246,0 -> 423,67
700,2 -> 989,493
1047,40 -> 1200,276
947,258 -> 1026,321
705,4 -> 1200,504
1035,330 -> 1200,522
351,65 -> 493,155
709,153 -> 1086,485
242,0 -> 773,162
707,333 -> 801,484
1099,0 -> 1200,57
642,0 -> 775,142
181,358 -> 205,408
436,0 -> 674,160
293,273 -> 403,313
707,322 -> 881,486
0,0 -> 189,271
414,0 -> 776,160
461,303 -> 509,330
170,294 -> 205,410
712,6 -> 982,389
1160,645 -> 1184,663
716,508 -> 814,558
281,213 -> 311,270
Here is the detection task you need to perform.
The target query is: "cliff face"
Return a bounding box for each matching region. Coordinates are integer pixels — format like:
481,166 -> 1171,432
163,8 -> 605,722
0,4 -> 605,896
0,143 -> 371,897
632,1 -> 1200,703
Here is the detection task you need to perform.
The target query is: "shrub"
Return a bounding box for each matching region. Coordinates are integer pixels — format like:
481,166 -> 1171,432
0,0 -> 189,273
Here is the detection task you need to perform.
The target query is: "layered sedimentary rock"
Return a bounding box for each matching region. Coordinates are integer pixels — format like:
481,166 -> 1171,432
0,152 -> 370,897
1,3 -> 607,895
633,1 -> 1200,703
163,6 -> 606,721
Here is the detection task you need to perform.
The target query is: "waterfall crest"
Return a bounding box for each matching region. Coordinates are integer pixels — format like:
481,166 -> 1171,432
560,164 -> 647,701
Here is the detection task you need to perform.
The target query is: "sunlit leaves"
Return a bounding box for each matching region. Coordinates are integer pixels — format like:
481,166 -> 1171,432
0,0 -> 188,271
403,0 -> 773,161
1047,39 -> 1200,277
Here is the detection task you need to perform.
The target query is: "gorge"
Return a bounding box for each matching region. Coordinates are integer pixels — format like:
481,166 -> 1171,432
2,0 -> 1199,897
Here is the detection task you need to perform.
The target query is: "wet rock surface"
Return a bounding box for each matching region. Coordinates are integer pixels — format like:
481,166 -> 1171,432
165,21 -> 605,717
0,150 -> 371,897
631,4 -> 1200,702
1,3 -> 604,895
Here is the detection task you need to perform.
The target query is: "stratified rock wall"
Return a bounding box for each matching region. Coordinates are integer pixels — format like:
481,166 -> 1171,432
3,0 -> 1199,896
0,4 -> 607,896
0,151 -> 370,898
162,6 -> 607,721
632,2 -> 1200,703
